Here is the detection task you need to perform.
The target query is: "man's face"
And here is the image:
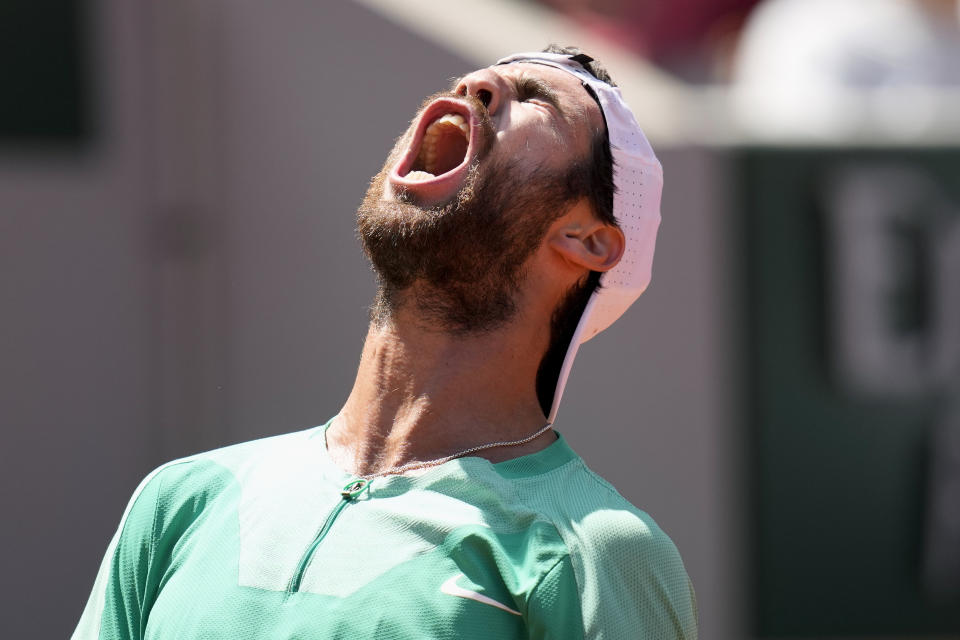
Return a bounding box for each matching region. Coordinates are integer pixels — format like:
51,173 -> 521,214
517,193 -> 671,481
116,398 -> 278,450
357,63 -> 604,332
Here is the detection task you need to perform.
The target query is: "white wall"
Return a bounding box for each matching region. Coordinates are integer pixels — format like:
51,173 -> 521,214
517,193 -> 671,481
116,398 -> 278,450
0,0 -> 155,634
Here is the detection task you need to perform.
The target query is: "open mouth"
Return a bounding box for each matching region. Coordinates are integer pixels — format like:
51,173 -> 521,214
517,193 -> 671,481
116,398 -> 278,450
389,98 -> 479,204
406,113 -> 469,181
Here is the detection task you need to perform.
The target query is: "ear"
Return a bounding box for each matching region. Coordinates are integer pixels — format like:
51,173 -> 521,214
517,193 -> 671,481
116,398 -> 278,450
548,202 -> 625,272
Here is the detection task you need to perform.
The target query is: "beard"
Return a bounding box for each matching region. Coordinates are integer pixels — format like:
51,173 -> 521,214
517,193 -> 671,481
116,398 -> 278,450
357,107 -> 587,333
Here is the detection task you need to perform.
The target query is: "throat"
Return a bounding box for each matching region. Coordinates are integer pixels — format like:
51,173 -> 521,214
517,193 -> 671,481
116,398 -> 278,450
332,319 -> 550,475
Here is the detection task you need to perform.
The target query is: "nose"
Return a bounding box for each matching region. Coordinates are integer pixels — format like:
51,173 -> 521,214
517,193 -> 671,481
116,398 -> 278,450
454,69 -> 503,115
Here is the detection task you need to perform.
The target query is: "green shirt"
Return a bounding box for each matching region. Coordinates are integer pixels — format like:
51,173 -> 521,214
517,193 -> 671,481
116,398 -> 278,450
73,424 -> 697,639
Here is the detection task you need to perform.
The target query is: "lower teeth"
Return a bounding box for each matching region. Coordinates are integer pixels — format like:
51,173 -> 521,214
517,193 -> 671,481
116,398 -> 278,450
406,170 -> 435,182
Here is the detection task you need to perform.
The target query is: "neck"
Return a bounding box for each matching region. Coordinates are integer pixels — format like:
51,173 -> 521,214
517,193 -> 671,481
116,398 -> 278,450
328,300 -> 554,477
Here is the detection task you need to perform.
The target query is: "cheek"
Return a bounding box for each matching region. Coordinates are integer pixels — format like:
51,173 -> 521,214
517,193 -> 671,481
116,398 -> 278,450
495,127 -> 567,161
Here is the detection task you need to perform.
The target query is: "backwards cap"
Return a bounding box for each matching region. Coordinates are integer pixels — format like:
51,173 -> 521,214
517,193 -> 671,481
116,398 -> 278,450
495,52 -> 663,424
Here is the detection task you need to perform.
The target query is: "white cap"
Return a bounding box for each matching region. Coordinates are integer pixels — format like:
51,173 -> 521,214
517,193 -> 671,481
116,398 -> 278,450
496,52 -> 663,423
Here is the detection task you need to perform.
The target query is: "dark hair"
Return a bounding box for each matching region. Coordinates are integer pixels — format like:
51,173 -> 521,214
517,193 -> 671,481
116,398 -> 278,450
542,44 -> 617,87
534,45 -> 618,418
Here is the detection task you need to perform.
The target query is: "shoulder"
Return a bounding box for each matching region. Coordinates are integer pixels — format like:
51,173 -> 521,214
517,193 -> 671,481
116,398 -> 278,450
72,426 -> 329,639
544,461 -> 688,582
528,458 -> 698,639
569,464 -> 680,556
124,426 -> 324,540
145,425 -> 322,487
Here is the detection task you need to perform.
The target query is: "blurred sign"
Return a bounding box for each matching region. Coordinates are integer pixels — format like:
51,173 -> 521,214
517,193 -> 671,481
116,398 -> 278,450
826,164 -> 960,603
740,148 -> 960,637
827,165 -> 960,396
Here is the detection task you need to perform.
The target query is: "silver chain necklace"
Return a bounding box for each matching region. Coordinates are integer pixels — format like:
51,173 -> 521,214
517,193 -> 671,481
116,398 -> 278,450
339,422 -> 554,497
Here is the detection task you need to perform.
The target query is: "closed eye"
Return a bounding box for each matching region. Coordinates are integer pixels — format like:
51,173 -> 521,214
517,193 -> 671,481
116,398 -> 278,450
514,76 -> 563,113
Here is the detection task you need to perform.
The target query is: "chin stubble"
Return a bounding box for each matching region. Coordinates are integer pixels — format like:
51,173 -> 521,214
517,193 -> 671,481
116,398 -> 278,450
356,100 -> 589,333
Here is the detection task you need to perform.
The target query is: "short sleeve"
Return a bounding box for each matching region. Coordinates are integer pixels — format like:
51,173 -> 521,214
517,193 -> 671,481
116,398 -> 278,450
563,504 -> 698,640
72,457 -> 238,639
72,468 -> 167,640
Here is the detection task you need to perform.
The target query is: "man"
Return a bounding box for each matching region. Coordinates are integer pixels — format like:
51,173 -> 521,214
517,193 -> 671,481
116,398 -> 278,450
73,46 -> 698,639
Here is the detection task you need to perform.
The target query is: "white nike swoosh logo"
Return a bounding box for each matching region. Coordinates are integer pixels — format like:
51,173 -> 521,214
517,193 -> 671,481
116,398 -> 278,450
440,573 -> 522,616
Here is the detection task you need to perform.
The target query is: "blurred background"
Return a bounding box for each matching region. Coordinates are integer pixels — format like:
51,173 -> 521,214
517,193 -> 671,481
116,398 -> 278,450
2,0 -> 959,637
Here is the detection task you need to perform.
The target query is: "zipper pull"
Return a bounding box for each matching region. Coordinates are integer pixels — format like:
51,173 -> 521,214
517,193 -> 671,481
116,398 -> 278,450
341,478 -> 369,500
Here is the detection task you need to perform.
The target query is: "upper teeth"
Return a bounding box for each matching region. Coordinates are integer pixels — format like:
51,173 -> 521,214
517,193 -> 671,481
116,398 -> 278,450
430,113 -> 468,134
415,113 -> 469,176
